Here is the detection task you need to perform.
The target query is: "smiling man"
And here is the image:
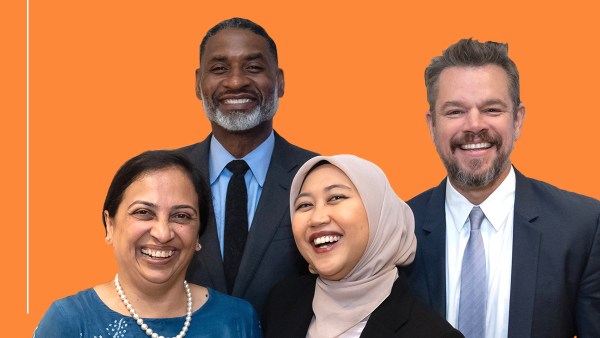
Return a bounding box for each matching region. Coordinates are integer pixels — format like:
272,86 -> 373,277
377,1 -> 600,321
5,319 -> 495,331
180,18 -> 317,315
406,39 -> 600,338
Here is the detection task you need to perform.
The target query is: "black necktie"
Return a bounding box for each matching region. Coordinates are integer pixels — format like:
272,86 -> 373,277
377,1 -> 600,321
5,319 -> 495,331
223,160 -> 250,293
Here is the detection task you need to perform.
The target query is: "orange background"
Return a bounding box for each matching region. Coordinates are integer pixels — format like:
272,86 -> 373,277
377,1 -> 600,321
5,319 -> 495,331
5,0 -> 600,334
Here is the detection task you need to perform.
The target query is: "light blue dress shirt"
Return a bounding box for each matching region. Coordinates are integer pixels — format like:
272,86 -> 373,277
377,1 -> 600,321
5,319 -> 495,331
208,131 -> 275,258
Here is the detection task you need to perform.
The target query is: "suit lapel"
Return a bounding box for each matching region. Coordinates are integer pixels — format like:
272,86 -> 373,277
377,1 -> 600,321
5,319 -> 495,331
507,169 -> 541,338
186,135 -> 228,293
233,133 -> 300,296
421,180 -> 449,316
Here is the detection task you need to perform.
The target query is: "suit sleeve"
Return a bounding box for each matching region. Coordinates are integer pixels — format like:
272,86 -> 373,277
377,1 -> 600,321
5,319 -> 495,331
576,211 -> 600,336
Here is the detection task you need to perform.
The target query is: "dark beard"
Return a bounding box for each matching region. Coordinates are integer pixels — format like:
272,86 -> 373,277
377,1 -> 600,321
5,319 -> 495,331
442,129 -> 511,188
443,154 -> 509,188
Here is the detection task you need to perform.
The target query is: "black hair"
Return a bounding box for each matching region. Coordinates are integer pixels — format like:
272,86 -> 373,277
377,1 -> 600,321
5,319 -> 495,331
102,150 -> 210,238
199,17 -> 278,63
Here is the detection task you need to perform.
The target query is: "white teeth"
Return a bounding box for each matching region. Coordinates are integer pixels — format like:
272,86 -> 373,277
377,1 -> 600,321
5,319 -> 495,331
223,98 -> 251,104
313,235 -> 342,246
461,142 -> 491,150
141,248 -> 174,258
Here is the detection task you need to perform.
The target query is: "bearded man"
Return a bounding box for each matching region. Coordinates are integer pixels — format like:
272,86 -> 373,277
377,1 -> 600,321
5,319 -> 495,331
406,38 -> 600,338
180,18 -> 317,315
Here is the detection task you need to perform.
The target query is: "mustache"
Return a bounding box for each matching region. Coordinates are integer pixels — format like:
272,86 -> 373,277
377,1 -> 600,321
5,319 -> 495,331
214,89 -> 259,99
450,130 -> 502,152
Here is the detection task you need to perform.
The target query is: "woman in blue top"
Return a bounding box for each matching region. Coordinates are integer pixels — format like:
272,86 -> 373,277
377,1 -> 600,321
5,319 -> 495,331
35,150 -> 262,338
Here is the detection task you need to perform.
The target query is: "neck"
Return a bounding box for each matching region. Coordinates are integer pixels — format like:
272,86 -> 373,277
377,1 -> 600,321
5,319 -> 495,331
450,164 -> 512,205
211,120 -> 273,158
116,274 -> 188,318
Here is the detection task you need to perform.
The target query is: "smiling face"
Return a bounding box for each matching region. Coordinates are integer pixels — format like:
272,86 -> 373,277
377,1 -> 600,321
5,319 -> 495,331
104,167 -> 200,286
427,65 -> 525,194
197,28 -> 284,132
292,164 -> 369,281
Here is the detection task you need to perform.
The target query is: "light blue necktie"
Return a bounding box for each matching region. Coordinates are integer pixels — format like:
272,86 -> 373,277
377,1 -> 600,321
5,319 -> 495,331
458,206 -> 487,338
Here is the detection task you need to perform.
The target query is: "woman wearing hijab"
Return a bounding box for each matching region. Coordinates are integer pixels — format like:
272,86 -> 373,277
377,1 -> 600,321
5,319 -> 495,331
262,155 -> 462,338
34,150 -> 262,338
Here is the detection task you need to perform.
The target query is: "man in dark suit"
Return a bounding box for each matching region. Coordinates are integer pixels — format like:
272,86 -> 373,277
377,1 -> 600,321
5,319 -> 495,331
180,18 -> 317,315
406,38 -> 600,338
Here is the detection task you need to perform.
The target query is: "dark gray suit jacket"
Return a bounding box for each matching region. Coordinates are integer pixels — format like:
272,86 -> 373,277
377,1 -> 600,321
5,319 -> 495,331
262,271 -> 464,338
180,131 -> 317,315
406,168 -> 600,338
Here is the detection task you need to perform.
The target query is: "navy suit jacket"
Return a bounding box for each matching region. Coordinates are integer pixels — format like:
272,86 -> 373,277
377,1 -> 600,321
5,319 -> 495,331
406,168 -> 600,338
180,131 -> 317,315
262,271 -> 464,338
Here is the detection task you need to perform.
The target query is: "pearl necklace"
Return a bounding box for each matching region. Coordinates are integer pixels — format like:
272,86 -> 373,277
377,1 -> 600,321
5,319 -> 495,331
114,274 -> 192,338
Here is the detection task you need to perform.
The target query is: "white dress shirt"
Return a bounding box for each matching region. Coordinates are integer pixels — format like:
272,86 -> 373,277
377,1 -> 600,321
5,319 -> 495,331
445,167 -> 516,338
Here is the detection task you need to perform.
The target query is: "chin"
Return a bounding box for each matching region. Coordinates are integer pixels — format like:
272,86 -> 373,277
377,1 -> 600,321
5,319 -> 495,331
315,267 -> 345,281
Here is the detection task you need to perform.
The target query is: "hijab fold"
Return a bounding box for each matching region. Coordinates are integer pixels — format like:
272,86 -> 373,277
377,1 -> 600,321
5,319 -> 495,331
290,155 -> 417,337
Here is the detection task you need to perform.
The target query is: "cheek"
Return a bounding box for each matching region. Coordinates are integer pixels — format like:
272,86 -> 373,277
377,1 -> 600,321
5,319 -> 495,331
291,214 -> 307,242
177,224 -> 200,243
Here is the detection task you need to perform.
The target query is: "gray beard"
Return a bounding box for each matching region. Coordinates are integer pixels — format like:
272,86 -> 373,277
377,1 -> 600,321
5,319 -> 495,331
202,89 -> 279,132
440,144 -> 513,189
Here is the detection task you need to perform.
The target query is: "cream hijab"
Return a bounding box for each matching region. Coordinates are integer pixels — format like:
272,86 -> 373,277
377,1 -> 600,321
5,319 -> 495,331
290,155 -> 417,338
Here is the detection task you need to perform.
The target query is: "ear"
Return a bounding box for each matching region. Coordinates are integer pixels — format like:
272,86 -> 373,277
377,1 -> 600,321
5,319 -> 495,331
514,103 -> 526,140
104,210 -> 114,245
277,68 -> 285,98
195,68 -> 203,100
426,110 -> 435,141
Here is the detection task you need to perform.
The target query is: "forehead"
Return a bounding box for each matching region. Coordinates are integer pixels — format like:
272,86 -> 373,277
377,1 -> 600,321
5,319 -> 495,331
301,164 -> 353,191
436,65 -> 511,107
202,28 -> 274,63
123,167 -> 195,200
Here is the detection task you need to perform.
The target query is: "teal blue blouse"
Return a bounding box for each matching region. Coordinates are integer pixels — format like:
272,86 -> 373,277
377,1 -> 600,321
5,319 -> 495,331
34,287 -> 262,337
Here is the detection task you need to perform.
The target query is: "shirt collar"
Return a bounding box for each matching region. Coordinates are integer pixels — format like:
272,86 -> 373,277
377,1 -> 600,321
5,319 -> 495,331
446,166 -> 516,232
208,131 -> 275,187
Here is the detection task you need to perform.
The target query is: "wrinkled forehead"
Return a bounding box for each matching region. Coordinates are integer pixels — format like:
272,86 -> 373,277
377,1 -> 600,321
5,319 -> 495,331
201,28 -> 275,64
435,65 -> 513,110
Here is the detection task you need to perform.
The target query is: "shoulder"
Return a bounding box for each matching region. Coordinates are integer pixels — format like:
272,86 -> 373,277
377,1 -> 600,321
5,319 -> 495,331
273,132 -> 318,160
407,187 -> 436,209
178,134 -> 212,155
369,275 -> 463,337
195,289 -> 262,337
205,288 -> 258,317
407,181 -> 446,217
520,174 -> 600,209
34,289 -> 98,337
263,274 -> 316,313
267,274 -> 316,299
48,288 -> 98,315
403,299 -> 464,337
516,173 -> 600,225
262,275 -> 316,337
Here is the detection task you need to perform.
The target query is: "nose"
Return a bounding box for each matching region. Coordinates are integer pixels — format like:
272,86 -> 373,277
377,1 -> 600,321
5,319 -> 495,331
465,109 -> 486,133
222,67 -> 251,90
150,219 -> 175,243
309,204 -> 331,227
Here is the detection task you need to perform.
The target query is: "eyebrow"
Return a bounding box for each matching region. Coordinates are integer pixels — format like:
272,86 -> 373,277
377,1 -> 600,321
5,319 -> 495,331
241,52 -> 264,60
295,184 -> 352,201
128,201 -> 198,214
481,99 -> 510,108
128,200 -> 156,209
440,99 -> 510,110
206,52 -> 265,63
